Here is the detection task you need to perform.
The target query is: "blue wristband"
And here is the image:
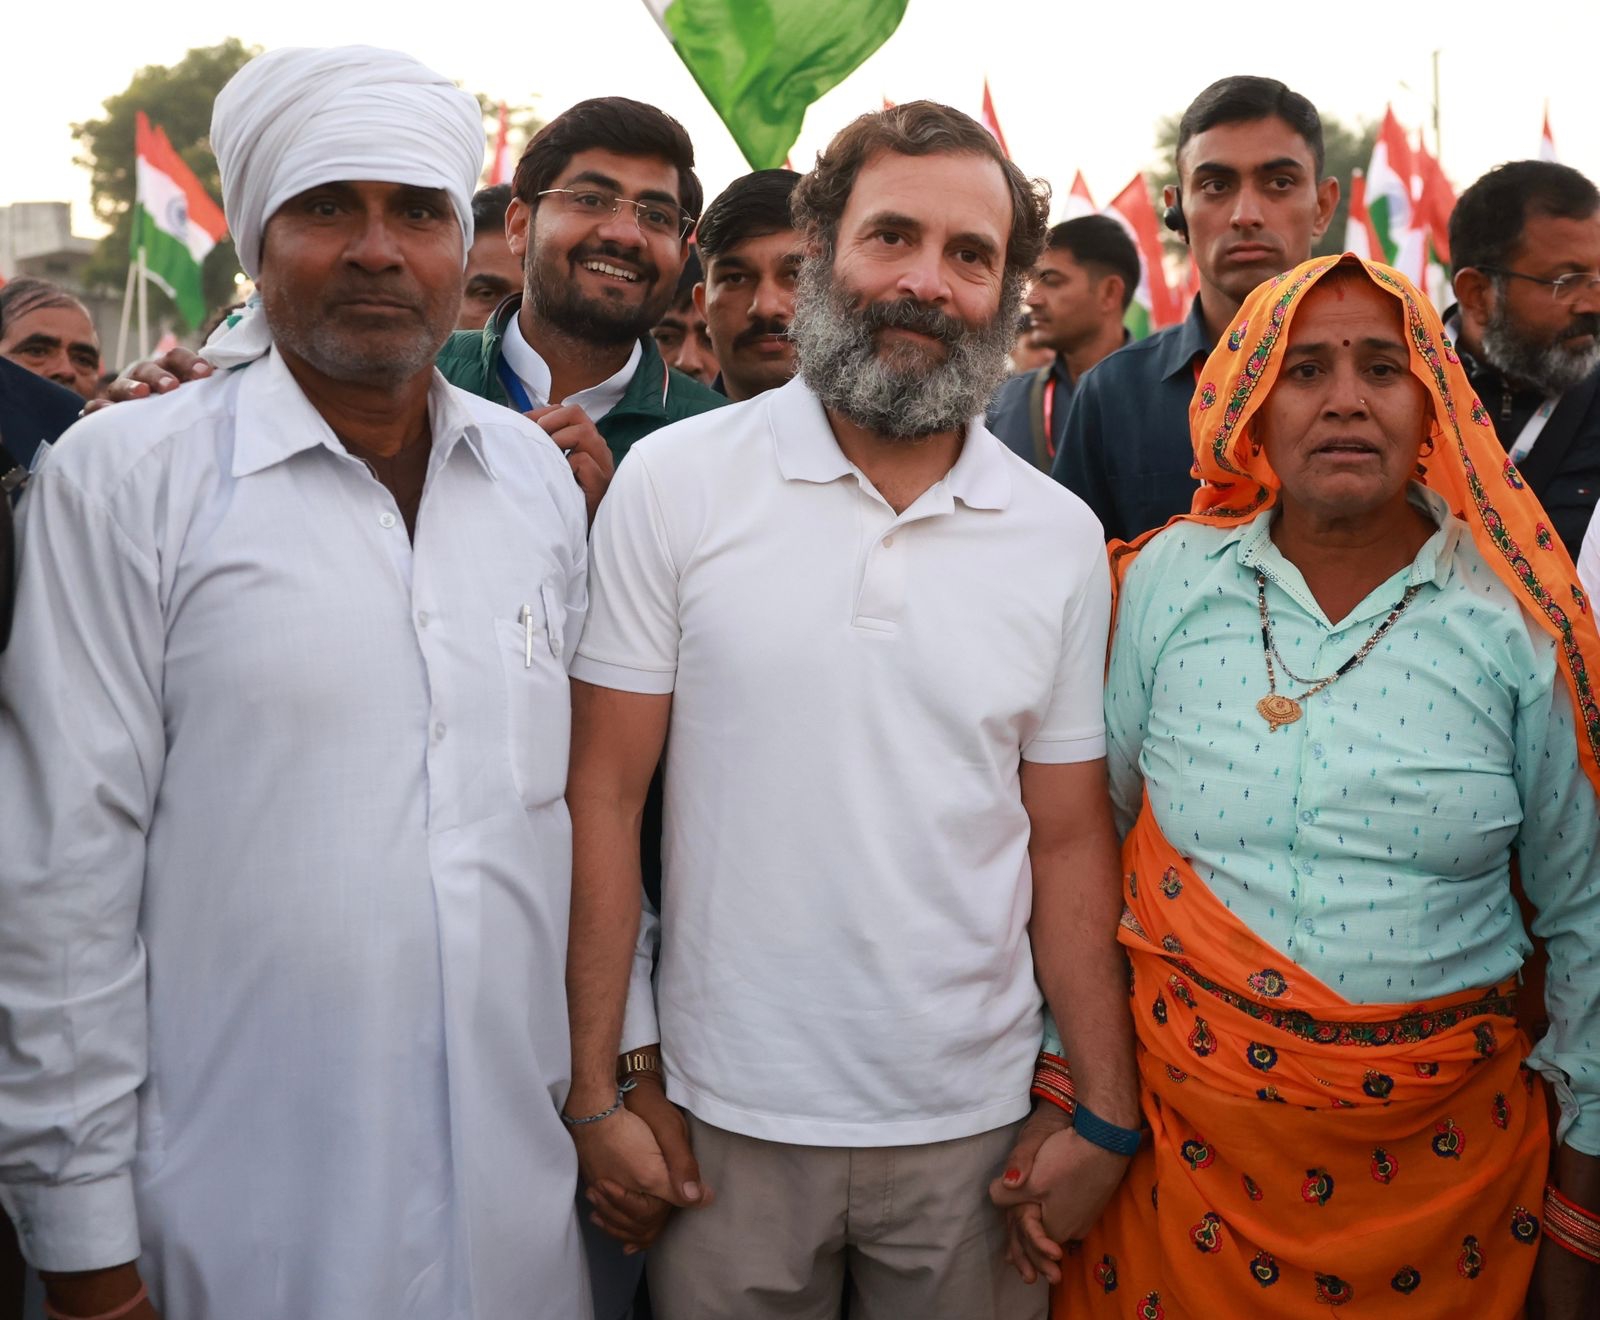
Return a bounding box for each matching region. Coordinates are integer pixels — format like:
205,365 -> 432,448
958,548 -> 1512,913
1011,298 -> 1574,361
1071,1101 -> 1141,1157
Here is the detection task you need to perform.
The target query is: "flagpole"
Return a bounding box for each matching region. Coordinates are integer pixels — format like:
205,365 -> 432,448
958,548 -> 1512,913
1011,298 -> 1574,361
115,257 -> 137,370
136,248 -> 150,360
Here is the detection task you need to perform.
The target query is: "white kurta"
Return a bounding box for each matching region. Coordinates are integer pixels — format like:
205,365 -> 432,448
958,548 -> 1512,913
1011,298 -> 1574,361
0,349 -> 591,1319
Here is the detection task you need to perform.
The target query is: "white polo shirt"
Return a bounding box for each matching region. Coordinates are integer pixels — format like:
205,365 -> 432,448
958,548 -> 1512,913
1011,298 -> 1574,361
573,374 -> 1110,1146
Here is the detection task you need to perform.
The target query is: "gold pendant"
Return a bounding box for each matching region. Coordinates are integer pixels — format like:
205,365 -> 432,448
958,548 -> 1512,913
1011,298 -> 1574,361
1256,694 -> 1302,732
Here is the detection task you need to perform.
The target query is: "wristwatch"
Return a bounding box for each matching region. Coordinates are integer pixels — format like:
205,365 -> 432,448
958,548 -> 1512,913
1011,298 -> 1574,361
618,1050 -> 661,1081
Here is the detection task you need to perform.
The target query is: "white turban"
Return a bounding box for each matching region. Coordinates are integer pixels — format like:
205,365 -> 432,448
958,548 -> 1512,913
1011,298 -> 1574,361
204,45 -> 484,367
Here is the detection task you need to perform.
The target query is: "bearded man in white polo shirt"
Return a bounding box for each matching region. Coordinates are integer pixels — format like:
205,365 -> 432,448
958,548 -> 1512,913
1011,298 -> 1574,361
563,101 -> 1139,1320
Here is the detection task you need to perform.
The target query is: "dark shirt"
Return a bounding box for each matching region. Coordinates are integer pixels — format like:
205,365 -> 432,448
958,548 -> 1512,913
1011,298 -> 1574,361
986,357 -> 1074,470
0,355 -> 83,474
1,358 -> 84,655
1051,296 -> 1212,543
1448,308 -> 1600,556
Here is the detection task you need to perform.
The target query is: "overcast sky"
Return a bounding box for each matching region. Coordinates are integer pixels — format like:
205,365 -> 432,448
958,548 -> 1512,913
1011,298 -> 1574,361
5,0 -> 1596,239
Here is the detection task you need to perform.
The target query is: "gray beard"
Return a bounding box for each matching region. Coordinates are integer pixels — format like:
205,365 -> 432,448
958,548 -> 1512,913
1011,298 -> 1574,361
1481,300 -> 1600,396
269,316 -> 441,389
790,254 -> 1021,441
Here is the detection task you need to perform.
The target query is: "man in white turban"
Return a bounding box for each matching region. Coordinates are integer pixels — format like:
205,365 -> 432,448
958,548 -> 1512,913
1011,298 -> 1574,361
0,45 -> 591,1320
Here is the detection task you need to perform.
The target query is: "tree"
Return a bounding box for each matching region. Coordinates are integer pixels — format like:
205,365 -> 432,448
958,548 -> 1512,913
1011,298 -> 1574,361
73,39 -> 258,322
1145,111 -> 1379,262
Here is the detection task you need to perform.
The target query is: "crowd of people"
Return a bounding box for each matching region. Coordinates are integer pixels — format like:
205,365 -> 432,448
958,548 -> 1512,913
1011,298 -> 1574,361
0,43 -> 1596,1320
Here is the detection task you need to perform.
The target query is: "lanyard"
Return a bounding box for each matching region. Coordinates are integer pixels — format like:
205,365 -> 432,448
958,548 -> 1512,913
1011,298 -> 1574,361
1508,398 -> 1558,464
1042,379 -> 1056,461
496,355 -> 538,414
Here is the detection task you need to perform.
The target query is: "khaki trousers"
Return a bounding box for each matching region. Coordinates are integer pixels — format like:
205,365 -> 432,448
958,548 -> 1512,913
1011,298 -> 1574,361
646,1112 -> 1047,1320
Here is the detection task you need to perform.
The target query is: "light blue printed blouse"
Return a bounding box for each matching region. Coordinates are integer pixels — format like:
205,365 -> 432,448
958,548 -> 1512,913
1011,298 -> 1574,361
1043,486 -> 1600,1153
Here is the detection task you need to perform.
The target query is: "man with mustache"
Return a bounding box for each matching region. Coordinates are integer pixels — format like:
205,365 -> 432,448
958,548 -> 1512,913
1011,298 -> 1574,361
0,46 -> 590,1319
108,98 -> 726,524
563,101 -> 1137,1319
1448,161 -> 1600,558
1050,76 -> 1337,541
693,168 -> 803,401
435,97 -> 724,522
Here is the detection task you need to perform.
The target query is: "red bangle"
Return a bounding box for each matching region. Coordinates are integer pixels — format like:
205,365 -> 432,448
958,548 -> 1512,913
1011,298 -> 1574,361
1031,1051 -> 1077,1116
1543,1183 -> 1600,1265
43,1282 -> 147,1320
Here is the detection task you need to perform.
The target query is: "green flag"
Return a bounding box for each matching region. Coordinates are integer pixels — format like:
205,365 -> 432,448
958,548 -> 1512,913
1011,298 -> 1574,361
644,0 -> 908,169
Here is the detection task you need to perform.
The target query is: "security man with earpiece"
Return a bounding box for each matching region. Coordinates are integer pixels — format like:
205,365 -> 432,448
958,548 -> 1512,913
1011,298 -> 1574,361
1050,75 -> 1338,542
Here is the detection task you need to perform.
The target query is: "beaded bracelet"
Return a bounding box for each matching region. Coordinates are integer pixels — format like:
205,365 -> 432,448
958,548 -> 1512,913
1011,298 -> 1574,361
43,1283 -> 148,1320
1543,1182 -> 1600,1265
561,1079 -> 636,1128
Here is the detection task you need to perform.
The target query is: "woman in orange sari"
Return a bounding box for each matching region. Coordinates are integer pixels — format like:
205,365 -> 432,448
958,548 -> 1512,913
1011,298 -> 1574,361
998,256 -> 1600,1316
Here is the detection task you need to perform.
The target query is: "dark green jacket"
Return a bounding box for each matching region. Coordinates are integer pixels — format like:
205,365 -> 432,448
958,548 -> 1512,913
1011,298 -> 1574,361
434,296 -> 727,464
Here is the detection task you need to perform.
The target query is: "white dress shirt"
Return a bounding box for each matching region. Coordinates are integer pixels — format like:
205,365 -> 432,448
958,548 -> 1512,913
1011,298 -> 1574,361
577,376 -> 1110,1146
0,348 -> 591,1319
500,315 -> 640,421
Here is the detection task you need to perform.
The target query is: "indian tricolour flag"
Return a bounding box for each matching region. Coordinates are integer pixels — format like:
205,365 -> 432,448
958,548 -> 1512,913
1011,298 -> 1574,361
1105,175 -> 1181,340
642,0 -> 908,169
133,111 -> 227,329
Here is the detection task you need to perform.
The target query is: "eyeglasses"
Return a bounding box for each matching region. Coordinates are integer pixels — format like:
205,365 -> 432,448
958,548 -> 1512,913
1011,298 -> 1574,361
1478,265 -> 1600,303
536,188 -> 692,240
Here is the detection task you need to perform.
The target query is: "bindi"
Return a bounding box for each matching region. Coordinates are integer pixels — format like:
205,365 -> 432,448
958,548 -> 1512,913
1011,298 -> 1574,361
1342,338 -> 1351,347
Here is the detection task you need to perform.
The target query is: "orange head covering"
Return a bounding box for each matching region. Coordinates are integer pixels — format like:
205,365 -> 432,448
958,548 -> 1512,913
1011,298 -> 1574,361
1135,252 -> 1600,791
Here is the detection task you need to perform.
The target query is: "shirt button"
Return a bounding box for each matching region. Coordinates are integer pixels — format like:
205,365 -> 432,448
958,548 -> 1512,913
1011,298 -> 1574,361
1299,809 -> 1314,824
379,511 -> 397,529
1311,743 -> 1326,758
433,721 -> 446,739
417,610 -> 430,627
1302,919 -> 1316,934
882,534 -> 895,548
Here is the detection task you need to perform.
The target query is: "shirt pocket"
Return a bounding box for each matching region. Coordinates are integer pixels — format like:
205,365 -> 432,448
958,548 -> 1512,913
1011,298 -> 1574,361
495,580 -> 571,810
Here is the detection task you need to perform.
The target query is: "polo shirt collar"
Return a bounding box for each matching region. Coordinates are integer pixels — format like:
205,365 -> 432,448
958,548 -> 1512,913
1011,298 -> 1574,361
772,374 -> 1012,510
231,346 -> 495,481
1157,295 -> 1214,382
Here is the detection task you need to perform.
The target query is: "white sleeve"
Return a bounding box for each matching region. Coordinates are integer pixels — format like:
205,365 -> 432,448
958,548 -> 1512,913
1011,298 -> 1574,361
0,465 -> 163,1271
1578,514 -> 1600,604
1022,534 -> 1111,764
569,448 -> 680,694
619,895 -> 661,1053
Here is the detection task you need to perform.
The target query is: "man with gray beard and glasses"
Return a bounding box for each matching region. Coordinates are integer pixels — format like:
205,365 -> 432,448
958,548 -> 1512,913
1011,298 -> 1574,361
1447,160 -> 1600,556
560,101 -> 1139,1320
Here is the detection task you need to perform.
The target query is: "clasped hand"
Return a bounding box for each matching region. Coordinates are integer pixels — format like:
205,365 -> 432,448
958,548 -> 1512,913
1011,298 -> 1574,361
569,1078 -> 711,1253
989,1103 -> 1130,1285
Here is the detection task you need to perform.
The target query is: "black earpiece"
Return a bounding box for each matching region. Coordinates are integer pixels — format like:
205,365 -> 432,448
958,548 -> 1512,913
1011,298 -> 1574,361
1163,190 -> 1187,237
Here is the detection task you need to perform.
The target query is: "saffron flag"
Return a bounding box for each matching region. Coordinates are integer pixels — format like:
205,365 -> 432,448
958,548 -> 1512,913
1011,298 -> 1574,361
980,79 -> 1010,159
1412,138 -> 1455,266
488,103 -> 511,186
642,0 -> 907,169
1061,171 -> 1096,220
133,112 -> 227,330
1104,175 -> 1181,339
1541,105 -> 1559,162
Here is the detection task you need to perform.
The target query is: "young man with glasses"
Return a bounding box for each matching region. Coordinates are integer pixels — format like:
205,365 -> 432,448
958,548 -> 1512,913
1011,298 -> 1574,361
435,97 -> 725,518
1449,159 -> 1600,555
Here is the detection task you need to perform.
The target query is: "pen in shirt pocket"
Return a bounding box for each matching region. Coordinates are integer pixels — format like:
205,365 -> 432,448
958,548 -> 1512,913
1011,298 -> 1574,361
518,605 -> 533,668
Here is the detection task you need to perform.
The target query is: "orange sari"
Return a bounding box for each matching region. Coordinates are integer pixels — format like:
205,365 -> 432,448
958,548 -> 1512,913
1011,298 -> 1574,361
1050,257 -> 1600,1318
1052,802 -> 1547,1316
